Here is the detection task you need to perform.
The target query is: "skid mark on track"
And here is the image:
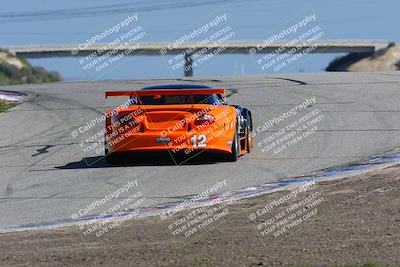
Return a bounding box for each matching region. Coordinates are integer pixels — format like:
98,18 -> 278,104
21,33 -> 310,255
270,77 -> 307,85
32,145 -> 54,157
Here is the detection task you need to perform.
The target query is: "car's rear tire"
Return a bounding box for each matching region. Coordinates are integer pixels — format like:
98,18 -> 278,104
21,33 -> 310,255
105,152 -> 120,165
246,128 -> 251,153
228,122 -> 240,162
245,111 -> 252,153
105,139 -> 120,165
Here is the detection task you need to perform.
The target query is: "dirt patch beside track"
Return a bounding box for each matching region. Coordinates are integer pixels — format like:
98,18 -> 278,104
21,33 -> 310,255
1,165 -> 400,267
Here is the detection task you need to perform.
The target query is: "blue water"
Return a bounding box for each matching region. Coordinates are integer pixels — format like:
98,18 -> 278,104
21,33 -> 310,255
1,0 -> 399,80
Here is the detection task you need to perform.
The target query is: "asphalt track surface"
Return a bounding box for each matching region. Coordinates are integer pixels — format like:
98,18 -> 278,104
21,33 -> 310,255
1,72 -> 400,229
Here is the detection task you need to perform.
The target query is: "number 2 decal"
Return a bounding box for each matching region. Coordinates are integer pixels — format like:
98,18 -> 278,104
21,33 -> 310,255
191,135 -> 207,148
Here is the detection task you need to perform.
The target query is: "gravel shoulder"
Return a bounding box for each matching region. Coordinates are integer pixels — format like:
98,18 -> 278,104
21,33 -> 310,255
1,165 -> 400,267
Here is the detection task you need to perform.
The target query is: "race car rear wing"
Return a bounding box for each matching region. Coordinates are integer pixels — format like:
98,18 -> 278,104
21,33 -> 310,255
105,89 -> 225,98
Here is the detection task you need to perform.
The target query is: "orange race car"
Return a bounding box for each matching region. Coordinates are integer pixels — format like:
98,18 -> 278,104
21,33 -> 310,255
104,84 -> 253,163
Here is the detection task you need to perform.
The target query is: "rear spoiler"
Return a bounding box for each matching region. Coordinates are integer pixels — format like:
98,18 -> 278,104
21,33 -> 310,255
105,89 -> 225,98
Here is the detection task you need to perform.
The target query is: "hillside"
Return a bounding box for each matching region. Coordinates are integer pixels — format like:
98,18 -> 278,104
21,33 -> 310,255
326,42 -> 400,72
0,49 -> 61,85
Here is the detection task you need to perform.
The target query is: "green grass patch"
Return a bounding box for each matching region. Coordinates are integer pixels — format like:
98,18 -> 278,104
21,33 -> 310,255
0,72 -> 6,82
0,101 -> 15,113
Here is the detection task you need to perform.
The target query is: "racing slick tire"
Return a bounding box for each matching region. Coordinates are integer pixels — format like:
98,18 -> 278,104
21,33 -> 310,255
228,121 -> 240,162
104,139 -> 120,165
105,151 -> 121,165
244,110 -> 252,153
246,128 -> 251,153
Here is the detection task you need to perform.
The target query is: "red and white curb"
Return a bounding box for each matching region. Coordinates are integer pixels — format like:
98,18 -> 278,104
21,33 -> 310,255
0,90 -> 29,102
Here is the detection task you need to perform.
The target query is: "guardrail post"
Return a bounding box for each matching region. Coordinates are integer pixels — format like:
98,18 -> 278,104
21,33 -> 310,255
184,52 -> 193,77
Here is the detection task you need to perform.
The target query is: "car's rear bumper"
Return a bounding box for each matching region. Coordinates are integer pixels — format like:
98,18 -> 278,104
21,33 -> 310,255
107,130 -> 234,154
